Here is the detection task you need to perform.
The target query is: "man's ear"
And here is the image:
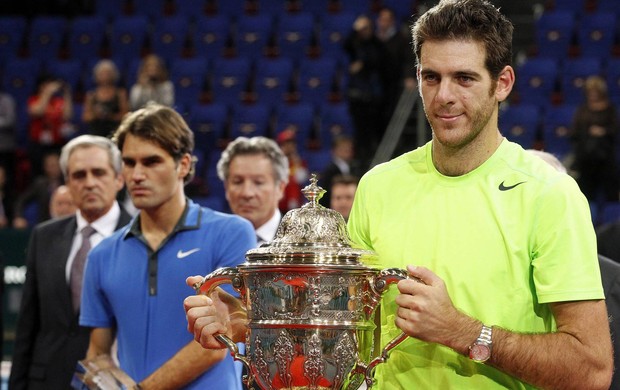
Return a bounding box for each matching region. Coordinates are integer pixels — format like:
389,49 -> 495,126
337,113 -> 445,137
496,65 -> 515,103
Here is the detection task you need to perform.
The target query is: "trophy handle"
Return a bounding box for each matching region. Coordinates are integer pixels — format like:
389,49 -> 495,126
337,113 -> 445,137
193,267 -> 251,373
363,268 -> 422,388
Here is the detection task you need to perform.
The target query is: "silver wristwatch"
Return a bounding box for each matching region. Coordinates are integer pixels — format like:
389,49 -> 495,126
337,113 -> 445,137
468,324 -> 493,362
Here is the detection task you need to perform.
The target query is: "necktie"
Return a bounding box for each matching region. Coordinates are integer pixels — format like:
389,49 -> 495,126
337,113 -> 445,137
70,225 -> 96,312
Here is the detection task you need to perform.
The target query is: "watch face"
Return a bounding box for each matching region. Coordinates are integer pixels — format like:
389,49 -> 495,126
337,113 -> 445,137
469,344 -> 491,362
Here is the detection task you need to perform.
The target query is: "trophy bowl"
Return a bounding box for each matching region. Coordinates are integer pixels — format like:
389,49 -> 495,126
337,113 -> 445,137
196,176 -> 414,389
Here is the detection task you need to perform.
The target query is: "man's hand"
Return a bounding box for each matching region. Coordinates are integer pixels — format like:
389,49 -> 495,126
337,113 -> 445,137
394,265 -> 480,354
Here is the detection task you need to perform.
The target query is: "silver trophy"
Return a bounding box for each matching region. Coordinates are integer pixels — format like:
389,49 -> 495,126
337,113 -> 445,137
196,175 -> 417,389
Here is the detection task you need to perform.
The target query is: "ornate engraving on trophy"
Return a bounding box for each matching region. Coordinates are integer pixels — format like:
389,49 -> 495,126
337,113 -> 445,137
274,330 -> 295,388
304,333 -> 325,388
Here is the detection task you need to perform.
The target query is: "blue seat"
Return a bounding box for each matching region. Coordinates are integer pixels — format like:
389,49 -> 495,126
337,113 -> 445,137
274,102 -> 316,146
44,59 -> 83,92
255,0 -> 288,15
230,103 -> 272,139
338,1 -> 371,16
318,102 -> 354,149
515,58 -> 559,108
595,0 -> 620,15
297,57 -> 337,106
109,16 -> 149,63
550,0 -> 586,12
534,10 -> 575,59
28,16 -> 67,60
298,0 -> 332,17
68,16 -> 106,63
210,57 -> 251,105
2,58 -> 41,105
560,57 -> 603,105
274,12 -> 315,59
170,57 -> 209,107
576,12 -> 617,59
253,57 -> 294,103
192,15 -> 231,60
318,12 -> 356,61
605,58 -> 620,106
189,103 -> 228,153
303,148 -> 332,174
152,15 -> 191,63
542,104 -> 577,160
132,0 -> 167,20
212,0 -> 247,17
498,104 -> 540,149
0,16 -> 27,58
172,0 -> 208,20
235,14 -> 274,59
95,0 -> 127,21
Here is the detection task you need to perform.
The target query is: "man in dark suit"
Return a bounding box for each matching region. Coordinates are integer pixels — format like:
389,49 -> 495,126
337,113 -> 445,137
9,135 -> 132,390
318,135 -> 362,208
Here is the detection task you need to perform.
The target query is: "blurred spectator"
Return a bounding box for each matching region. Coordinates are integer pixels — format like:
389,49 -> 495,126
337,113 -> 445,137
319,135 -> 362,207
129,54 -> 175,110
277,128 -> 309,212
13,151 -> 63,228
329,174 -> 358,221
597,220 -> 620,264
27,74 -> 74,177
343,15 -> 390,168
82,59 -> 129,138
0,89 -> 16,191
217,136 -> 288,245
0,165 -> 15,228
49,184 -> 76,219
570,75 -> 619,208
375,7 -> 417,119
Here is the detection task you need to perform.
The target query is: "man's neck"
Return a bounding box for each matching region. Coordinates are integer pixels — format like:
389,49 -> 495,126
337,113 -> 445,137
432,131 -> 504,176
139,194 -> 186,250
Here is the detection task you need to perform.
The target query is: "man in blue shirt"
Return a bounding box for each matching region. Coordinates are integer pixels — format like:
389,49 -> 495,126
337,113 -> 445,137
80,103 -> 255,389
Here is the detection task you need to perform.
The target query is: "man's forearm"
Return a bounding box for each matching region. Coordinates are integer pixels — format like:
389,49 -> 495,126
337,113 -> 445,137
138,341 -> 227,390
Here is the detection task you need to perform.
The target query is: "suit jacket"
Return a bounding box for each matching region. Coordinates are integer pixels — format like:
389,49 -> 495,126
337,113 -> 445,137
599,254 -> 620,390
9,207 -> 132,390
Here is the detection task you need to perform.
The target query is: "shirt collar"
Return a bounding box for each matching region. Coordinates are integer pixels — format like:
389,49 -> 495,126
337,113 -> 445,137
76,201 -> 121,236
124,198 -> 200,240
256,209 -> 281,243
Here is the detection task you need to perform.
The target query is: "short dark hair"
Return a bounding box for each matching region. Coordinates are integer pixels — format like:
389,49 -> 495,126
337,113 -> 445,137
113,103 -> 196,183
331,174 -> 359,187
411,0 -> 514,80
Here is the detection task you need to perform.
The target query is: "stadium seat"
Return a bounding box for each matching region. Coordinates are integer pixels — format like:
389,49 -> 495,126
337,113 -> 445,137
605,58 -> 620,106
253,57 -> 294,104
298,0 -> 332,17
576,12 -> 617,59
549,0 -> 586,12
382,0 -> 417,23
109,16 -> 149,63
67,16 -> 106,63
515,58 -> 559,108
338,1 -> 371,16
317,12 -> 356,61
132,0 -> 168,20
560,57 -> 603,105
210,57 -> 251,105
27,16 -> 67,60
297,57 -> 338,106
212,0 -> 247,17
498,104 -> 540,149
172,0 -> 207,19
230,103 -> 272,139
170,57 -> 209,107
0,16 -> 27,58
95,0 -> 127,21
192,15 -> 231,60
152,15 -> 191,63
188,102 -> 228,160
235,14 -> 274,59
44,59 -> 83,92
274,102 -> 316,147
317,102 -> 354,149
534,10 -> 575,59
273,12 -> 315,59
2,58 -> 41,105
541,104 -> 577,160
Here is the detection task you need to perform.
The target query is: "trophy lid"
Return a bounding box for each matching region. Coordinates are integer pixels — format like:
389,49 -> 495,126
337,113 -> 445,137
246,174 -> 377,265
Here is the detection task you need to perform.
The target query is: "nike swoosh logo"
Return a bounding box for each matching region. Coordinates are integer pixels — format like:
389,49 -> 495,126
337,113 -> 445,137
177,248 -> 200,259
498,181 -> 526,191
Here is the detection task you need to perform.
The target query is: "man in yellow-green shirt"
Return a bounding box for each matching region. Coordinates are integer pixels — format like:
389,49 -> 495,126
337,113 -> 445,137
346,0 -> 612,388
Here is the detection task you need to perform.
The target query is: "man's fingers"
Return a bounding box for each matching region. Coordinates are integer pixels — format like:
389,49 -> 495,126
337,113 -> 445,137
186,275 -> 205,289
